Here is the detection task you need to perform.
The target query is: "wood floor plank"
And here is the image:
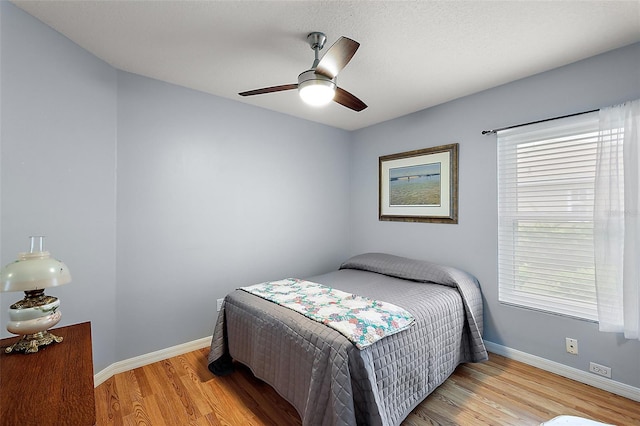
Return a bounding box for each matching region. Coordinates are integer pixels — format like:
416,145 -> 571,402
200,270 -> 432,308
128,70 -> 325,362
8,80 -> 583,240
142,393 -> 170,426
455,363 -> 574,420
177,349 -> 213,383
133,366 -> 154,398
437,378 -> 538,425
409,384 -> 497,425
488,356 -> 640,420
180,373 -> 216,417
95,350 -> 640,425
113,370 -> 140,418
95,377 -> 125,426
158,358 -> 203,423
205,372 -> 264,425
121,399 -> 152,426
446,371 -> 550,423
147,360 -> 202,425
463,360 -> 638,425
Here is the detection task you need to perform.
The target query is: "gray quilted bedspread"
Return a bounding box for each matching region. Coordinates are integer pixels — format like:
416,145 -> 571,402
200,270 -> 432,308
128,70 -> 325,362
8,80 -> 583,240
208,253 -> 488,425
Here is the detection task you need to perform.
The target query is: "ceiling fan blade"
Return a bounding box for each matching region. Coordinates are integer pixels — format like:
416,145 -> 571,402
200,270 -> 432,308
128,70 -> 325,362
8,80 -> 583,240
334,87 -> 367,112
315,37 -> 359,79
239,84 -> 298,97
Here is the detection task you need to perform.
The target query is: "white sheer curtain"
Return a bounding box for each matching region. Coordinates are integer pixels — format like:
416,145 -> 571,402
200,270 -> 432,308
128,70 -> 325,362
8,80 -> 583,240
594,99 -> 640,339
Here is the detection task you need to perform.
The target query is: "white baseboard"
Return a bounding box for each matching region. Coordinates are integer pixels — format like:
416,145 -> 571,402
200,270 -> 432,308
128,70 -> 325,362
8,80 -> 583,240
93,336 -> 212,387
484,340 -> 640,402
94,337 -> 639,403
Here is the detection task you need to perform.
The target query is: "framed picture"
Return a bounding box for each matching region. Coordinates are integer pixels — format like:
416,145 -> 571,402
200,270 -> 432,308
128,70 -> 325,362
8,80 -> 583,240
379,143 -> 458,223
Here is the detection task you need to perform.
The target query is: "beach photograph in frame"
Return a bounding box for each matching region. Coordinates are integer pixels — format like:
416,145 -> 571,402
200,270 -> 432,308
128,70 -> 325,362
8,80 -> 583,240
379,143 -> 458,223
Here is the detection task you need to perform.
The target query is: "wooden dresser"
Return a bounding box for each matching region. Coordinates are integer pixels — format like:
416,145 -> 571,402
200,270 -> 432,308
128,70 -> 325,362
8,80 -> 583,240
0,321 -> 96,426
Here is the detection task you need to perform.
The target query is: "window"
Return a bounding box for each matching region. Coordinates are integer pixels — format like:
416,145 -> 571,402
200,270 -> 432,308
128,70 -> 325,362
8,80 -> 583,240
497,112 -> 600,321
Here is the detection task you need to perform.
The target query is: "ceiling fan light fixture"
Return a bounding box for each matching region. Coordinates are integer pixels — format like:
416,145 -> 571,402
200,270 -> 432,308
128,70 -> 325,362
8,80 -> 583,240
298,70 -> 336,107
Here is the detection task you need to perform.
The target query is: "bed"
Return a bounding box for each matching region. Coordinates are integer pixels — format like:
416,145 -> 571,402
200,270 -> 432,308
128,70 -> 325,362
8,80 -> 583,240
208,253 -> 488,426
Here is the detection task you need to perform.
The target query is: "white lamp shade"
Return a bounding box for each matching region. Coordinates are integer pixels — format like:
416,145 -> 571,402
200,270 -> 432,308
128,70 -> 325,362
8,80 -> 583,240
298,70 -> 336,107
1,251 -> 71,292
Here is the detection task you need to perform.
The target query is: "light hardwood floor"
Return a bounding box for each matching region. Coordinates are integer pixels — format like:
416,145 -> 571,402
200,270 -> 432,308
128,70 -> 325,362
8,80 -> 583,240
95,348 -> 640,425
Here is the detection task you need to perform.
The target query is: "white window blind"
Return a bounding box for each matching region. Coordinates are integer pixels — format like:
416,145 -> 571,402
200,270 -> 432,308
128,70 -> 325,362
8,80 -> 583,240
497,112 -> 600,321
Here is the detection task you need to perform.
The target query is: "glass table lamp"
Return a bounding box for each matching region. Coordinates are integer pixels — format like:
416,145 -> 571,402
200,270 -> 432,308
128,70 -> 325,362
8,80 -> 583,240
1,236 -> 71,354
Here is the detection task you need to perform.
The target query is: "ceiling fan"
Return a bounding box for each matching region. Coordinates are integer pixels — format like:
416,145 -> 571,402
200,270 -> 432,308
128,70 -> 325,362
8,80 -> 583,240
238,32 -> 367,112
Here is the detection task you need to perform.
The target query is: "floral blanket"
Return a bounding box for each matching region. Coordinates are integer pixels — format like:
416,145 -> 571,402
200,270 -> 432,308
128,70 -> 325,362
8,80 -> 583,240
241,278 -> 415,349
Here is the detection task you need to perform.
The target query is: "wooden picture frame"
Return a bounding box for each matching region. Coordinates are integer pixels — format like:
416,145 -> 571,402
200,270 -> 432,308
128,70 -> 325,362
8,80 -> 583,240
379,143 -> 458,224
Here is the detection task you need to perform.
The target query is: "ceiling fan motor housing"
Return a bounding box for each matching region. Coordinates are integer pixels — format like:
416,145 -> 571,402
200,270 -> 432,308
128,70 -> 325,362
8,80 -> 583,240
298,69 -> 336,87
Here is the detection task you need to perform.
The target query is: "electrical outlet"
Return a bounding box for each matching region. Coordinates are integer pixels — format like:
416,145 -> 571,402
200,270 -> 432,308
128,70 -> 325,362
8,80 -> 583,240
217,298 -> 224,312
589,362 -> 612,378
565,337 -> 578,355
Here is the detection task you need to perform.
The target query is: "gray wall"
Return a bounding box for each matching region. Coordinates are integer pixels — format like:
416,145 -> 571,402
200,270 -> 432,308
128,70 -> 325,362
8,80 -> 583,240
1,2 -> 351,371
349,42 -> 640,388
0,2 -> 118,371
114,72 -> 351,360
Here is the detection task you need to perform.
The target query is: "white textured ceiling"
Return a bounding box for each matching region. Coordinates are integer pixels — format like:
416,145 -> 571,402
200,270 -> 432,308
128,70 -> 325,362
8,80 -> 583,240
12,0 -> 640,131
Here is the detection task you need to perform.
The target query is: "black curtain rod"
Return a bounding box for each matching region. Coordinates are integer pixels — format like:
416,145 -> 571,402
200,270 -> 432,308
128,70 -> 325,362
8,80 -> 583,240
481,109 -> 599,135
